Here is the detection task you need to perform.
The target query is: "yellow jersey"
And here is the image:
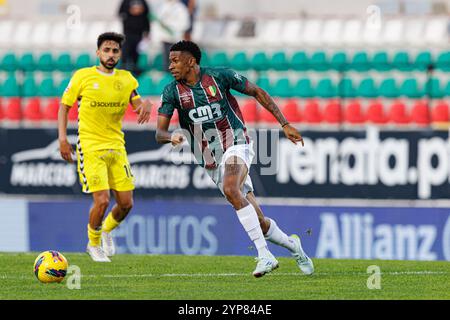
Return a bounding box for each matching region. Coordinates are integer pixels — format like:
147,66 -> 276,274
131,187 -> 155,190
61,66 -> 141,153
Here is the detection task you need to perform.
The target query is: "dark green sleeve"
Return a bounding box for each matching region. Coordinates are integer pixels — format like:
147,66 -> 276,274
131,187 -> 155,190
158,85 -> 176,117
218,68 -> 249,93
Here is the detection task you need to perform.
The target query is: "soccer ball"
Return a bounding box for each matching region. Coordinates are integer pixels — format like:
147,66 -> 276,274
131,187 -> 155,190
33,250 -> 68,283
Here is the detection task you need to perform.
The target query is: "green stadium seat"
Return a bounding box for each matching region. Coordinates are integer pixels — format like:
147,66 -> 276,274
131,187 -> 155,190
372,51 -> 390,72
137,75 -> 155,96
424,78 -> 444,98
2,75 -> 20,97
1,53 -> 17,72
350,52 -> 370,72
256,76 -> 272,94
37,52 -> 54,72
357,78 -> 378,98
19,52 -> 36,72
38,78 -> 56,97
293,78 -> 314,98
310,51 -> 328,71
330,52 -> 347,71
75,53 -> 91,69
378,78 -> 399,98
151,52 -> 164,71
272,78 -> 291,97
392,51 -> 413,71
137,53 -> 150,72
251,51 -> 270,71
56,77 -> 71,96
55,53 -> 73,72
400,78 -> 423,98
210,51 -> 229,67
414,51 -> 433,71
315,78 -> 337,98
22,75 -> 38,97
270,51 -> 289,71
436,51 -> 450,71
444,81 -> 450,97
155,73 -> 174,94
291,51 -> 309,71
230,52 -> 250,71
201,51 -> 210,67
337,78 -> 356,98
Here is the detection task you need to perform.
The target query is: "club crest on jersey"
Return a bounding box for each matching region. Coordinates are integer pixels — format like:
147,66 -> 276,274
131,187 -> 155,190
208,86 -> 217,97
114,80 -> 123,91
188,103 -> 222,123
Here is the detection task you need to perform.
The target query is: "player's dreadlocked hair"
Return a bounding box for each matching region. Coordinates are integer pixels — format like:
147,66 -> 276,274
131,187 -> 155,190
170,40 -> 202,64
97,32 -> 125,49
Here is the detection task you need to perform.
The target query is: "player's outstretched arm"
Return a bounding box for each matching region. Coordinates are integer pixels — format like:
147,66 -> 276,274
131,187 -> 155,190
243,81 -> 304,146
131,97 -> 152,124
58,103 -> 74,163
156,115 -> 184,146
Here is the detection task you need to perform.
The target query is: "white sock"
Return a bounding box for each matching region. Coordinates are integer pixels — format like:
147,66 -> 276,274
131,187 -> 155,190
264,218 -> 296,253
236,204 -> 271,258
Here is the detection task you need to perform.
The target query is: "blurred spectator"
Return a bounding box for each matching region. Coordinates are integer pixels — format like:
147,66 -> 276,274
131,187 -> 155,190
180,0 -> 197,41
155,0 -> 189,72
118,0 -> 150,75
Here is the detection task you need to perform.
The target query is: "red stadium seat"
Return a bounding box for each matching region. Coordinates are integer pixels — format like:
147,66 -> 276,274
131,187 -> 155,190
343,100 -> 366,124
0,99 -> 4,121
323,99 -> 342,124
4,98 -> 22,121
124,104 -> 138,122
431,101 -> 449,123
410,100 -> 430,125
366,100 -> 388,124
259,104 -> 278,123
68,102 -> 78,122
281,99 -> 302,123
241,99 -> 258,124
388,100 -> 410,124
303,100 -> 323,124
23,97 -> 43,121
170,109 -> 179,125
43,98 -> 60,121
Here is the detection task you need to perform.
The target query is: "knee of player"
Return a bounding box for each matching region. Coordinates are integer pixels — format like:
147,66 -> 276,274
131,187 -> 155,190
119,199 -> 134,212
95,195 -> 110,210
223,185 -> 243,202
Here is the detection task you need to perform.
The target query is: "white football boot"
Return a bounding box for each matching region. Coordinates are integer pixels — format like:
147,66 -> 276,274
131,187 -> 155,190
290,234 -> 314,275
252,253 -> 279,278
86,244 -> 111,262
101,231 -> 116,257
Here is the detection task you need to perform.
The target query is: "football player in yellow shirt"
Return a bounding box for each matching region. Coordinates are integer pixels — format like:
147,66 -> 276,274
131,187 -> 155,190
58,32 -> 153,262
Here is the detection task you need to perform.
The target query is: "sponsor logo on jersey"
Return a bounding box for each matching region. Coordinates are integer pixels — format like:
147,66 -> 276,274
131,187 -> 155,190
188,103 -> 222,123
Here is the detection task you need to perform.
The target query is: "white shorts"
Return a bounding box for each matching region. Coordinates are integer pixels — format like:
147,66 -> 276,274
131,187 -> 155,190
205,142 -> 255,196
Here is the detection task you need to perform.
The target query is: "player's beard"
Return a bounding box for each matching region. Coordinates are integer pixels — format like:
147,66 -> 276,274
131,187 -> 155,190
100,58 -> 118,70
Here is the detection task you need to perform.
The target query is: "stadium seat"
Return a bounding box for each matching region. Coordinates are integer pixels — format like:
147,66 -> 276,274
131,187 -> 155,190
38,78 -> 56,97
2,75 -> 20,97
414,51 -> 433,71
137,54 -> 150,72
230,52 -> 250,71
22,75 -> 38,97
0,99 -> 4,121
337,78 -> 356,98
56,77 -> 71,97
259,104 -> 278,123
444,81 -> 450,96
200,51 -> 210,67
68,103 -> 78,122
350,51 -> 370,72
392,51 -> 413,71
170,109 -> 179,125
357,78 -> 378,98
293,78 -> 315,98
270,51 -> 289,71
281,100 -> 301,123
210,51 -> 229,67
241,99 -> 258,124
272,78 -> 291,98
303,100 -> 323,124
1,52 -> 17,72
424,78 -> 444,98
315,78 -> 337,98
379,78 -> 399,98
372,51 -> 391,72
37,52 -> 54,72
310,51 -> 328,71
251,51 -> 270,71
366,100 -> 388,124
343,100 -> 365,124
410,100 -> 430,125
323,100 -> 341,124
151,52 -> 164,71
330,52 -> 347,71
43,98 -> 60,121
388,100 -> 410,124
256,76 -> 272,94
18,52 -> 36,72
137,75 -> 155,96
431,101 -> 449,123
400,78 -> 423,98
291,51 -> 309,71
155,74 -> 174,94
75,53 -> 91,70
436,51 -> 450,71
4,98 -> 22,121
55,53 -> 73,72
23,97 -> 43,121
124,104 -> 138,122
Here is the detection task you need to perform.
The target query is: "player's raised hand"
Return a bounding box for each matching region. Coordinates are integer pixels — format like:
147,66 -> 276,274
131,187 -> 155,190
282,124 -> 304,146
136,99 -> 153,124
59,139 -> 75,163
170,132 -> 185,147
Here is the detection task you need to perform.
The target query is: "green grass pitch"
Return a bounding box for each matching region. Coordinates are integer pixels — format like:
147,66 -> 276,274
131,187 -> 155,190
1,253 -> 449,300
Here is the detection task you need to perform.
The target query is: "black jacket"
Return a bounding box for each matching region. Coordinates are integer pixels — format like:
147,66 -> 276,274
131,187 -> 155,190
118,0 -> 150,36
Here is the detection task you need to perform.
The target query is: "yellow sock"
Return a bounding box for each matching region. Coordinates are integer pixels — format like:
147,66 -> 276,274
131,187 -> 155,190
102,212 -> 120,233
87,224 -> 102,247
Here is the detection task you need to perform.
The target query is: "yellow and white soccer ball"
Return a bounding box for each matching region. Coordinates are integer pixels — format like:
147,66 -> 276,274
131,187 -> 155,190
33,250 -> 68,283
